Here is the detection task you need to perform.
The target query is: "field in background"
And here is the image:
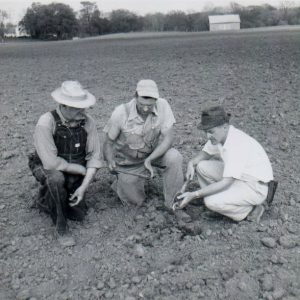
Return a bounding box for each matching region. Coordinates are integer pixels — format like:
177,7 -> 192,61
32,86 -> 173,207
0,29 -> 299,300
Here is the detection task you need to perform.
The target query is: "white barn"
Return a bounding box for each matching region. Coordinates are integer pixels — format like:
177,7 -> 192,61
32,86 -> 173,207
209,14 -> 240,31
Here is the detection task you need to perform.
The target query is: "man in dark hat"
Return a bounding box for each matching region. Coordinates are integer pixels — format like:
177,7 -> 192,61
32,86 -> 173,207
176,106 -> 274,222
29,81 -> 102,244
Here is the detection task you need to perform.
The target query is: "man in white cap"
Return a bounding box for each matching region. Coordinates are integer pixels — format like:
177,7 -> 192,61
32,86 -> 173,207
103,79 -> 183,208
29,81 -> 102,242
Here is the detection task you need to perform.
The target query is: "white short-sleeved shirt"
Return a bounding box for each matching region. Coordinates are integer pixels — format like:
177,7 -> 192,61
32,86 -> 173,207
202,125 -> 273,183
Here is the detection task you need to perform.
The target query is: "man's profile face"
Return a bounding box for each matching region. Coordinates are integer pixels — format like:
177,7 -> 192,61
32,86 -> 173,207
136,96 -> 156,116
205,124 -> 228,145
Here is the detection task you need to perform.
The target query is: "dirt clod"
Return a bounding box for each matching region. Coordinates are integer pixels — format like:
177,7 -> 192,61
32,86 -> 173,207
279,236 -> 297,248
261,237 -> 277,248
261,274 -> 274,291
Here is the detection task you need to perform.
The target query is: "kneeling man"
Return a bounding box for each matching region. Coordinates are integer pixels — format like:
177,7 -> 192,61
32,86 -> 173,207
103,79 -> 183,208
178,106 -> 274,222
29,81 -> 102,237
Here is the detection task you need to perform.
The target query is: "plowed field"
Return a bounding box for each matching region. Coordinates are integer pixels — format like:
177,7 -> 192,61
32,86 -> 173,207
1,29 -> 300,300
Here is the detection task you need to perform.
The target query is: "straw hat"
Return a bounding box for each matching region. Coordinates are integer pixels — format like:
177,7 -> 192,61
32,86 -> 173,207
51,81 -> 96,108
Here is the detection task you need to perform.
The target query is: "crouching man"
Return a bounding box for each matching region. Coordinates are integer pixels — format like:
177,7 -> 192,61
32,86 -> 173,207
177,106 -> 274,222
29,81 -> 102,240
103,79 -> 184,208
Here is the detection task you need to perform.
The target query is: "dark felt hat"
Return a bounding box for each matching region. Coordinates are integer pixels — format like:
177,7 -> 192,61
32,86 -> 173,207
198,106 -> 231,130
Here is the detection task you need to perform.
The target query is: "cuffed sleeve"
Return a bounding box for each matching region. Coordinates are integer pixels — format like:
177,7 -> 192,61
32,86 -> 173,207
85,115 -> 104,169
103,105 -> 125,141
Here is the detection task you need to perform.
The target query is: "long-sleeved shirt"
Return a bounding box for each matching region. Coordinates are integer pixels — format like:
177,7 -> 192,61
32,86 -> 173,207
34,107 -> 103,171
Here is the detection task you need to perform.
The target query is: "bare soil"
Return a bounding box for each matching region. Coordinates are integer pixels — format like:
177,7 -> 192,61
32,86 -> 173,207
0,29 -> 300,300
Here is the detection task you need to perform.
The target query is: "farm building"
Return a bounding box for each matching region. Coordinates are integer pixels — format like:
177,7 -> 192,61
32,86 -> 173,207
209,14 -> 240,31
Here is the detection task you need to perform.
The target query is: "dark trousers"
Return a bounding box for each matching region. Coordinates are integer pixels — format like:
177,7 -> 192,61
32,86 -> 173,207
29,158 -> 87,228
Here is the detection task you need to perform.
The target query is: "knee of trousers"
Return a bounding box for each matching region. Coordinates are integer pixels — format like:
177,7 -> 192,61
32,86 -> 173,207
163,148 -> 183,167
118,173 -> 143,185
196,160 -> 214,178
46,170 -> 65,187
204,196 -> 224,212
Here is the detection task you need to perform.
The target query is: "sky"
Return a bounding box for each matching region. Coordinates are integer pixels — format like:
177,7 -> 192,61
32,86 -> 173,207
0,0 -> 297,23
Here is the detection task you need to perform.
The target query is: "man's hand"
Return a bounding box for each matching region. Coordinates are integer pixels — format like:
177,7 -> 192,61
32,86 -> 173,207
186,161 -> 195,180
107,159 -> 116,172
69,186 -> 86,207
144,158 -> 154,178
177,191 -> 198,209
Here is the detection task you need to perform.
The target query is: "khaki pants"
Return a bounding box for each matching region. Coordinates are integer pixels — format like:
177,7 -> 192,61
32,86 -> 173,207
196,160 -> 268,221
112,148 -> 183,208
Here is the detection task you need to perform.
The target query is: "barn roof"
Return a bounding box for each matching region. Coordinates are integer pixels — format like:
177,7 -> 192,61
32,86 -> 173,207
209,14 -> 240,24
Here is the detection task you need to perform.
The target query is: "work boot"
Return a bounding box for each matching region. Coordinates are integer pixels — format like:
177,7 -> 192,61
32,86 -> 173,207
55,223 -> 76,247
57,232 -> 76,247
247,205 -> 265,223
56,217 -> 68,235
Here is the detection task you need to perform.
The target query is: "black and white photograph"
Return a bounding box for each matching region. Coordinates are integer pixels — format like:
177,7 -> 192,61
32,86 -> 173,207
0,0 -> 299,299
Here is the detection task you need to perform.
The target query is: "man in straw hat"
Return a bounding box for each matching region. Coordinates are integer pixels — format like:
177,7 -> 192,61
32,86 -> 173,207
103,79 -> 184,209
176,106 -> 276,223
29,81 -> 102,243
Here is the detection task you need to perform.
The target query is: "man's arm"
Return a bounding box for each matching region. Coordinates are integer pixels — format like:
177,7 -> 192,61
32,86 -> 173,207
85,115 -> 104,170
103,134 -> 116,171
64,163 -> 86,176
178,177 -> 235,208
186,151 -> 211,180
144,127 -> 174,177
69,167 -> 97,206
189,151 -> 211,166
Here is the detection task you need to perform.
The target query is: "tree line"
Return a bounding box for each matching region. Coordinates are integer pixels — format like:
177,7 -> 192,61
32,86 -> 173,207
4,1 -> 300,40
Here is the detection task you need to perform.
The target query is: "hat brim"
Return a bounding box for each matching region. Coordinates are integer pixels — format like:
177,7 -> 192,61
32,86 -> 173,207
197,123 -> 213,131
137,90 -> 159,100
51,88 -> 96,108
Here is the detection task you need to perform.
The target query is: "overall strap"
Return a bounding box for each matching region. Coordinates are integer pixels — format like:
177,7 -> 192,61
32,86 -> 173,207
51,110 -> 62,123
51,110 -> 62,135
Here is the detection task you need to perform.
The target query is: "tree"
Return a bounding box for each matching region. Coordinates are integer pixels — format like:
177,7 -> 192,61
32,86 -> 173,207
164,11 -> 187,31
143,13 -> 165,31
90,9 -> 111,35
186,12 -> 209,31
49,3 -> 79,39
110,9 -> 142,33
0,9 -> 8,39
279,0 -> 296,23
229,2 -> 244,14
4,22 -> 17,35
19,2 -> 78,40
259,5 -> 279,26
78,1 -> 99,36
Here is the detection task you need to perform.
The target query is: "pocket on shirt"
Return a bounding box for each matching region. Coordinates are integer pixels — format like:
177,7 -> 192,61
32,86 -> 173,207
122,131 -> 146,150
